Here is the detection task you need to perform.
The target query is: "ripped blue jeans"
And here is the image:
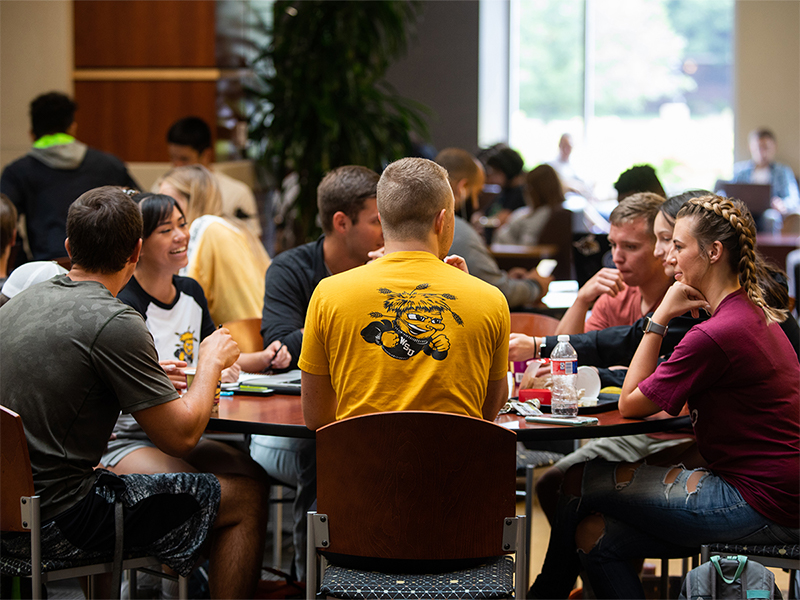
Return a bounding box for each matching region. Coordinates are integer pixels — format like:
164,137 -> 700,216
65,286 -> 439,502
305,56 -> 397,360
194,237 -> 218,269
531,459 -> 799,599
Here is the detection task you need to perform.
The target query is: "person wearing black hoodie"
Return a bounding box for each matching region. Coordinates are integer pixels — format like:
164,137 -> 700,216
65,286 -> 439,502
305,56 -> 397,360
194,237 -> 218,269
1,92 -> 138,262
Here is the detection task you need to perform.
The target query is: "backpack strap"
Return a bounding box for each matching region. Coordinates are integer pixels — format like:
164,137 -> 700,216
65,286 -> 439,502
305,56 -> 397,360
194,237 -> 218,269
711,555 -> 748,584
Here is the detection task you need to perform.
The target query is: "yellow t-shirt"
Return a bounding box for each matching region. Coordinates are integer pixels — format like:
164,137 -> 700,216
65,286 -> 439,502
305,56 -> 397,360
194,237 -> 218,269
186,216 -> 270,325
299,251 -> 510,421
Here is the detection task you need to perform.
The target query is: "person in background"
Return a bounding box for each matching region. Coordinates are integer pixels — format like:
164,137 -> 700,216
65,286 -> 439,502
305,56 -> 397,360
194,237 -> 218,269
482,144 -> 527,224
614,164 -> 666,202
531,195 -> 799,599
0,194 -> 17,286
733,128 -> 800,232
158,164 -> 270,325
436,148 -> 550,310
0,187 -> 266,599
1,92 -> 138,263
495,164 -> 566,246
556,192 -> 672,334
165,117 -> 262,238
254,165 -> 384,581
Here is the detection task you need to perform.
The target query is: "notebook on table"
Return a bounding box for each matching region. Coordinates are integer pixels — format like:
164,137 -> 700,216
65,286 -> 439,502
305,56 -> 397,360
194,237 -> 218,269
223,369 -> 302,395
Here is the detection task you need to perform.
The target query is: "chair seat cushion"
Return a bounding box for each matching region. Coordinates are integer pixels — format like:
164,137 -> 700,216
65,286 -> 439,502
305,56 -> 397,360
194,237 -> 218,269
515,446 -> 564,475
319,555 -> 515,599
706,543 -> 799,560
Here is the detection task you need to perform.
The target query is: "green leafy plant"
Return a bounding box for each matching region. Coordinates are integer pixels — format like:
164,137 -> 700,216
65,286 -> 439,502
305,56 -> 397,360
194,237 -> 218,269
248,0 -> 431,246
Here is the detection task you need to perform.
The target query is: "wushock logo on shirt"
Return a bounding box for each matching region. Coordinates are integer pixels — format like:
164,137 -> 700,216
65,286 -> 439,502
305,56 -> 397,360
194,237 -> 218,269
174,329 -> 197,363
360,283 -> 463,361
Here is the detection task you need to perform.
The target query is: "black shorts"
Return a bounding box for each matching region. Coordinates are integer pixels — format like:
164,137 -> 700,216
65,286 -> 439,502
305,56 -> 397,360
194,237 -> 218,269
1,470 -> 220,577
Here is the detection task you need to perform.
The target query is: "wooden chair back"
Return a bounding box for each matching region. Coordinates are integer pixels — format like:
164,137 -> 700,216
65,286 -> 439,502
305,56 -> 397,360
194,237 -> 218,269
509,312 -> 560,336
1,405 -> 35,533
316,411 -> 517,561
782,213 -> 800,235
538,207 -> 574,280
222,318 -> 263,353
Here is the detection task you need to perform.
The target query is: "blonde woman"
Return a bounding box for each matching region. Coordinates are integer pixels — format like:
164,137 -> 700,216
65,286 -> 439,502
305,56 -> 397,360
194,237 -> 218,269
531,196 -> 799,599
158,164 -> 269,325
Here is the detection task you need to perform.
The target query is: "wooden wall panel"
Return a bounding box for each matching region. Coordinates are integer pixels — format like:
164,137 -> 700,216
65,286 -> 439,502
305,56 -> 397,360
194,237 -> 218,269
74,1 -> 216,68
73,80 -> 217,163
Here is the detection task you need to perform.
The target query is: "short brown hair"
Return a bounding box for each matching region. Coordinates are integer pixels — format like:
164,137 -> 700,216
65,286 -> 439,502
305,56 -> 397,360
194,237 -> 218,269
66,186 -> 142,274
609,192 -> 665,243
317,166 -> 379,234
0,194 -> 17,253
435,148 -> 483,189
377,158 -> 452,241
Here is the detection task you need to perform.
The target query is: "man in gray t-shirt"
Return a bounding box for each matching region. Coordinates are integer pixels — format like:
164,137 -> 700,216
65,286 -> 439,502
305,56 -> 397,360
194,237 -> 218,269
0,187 -> 266,598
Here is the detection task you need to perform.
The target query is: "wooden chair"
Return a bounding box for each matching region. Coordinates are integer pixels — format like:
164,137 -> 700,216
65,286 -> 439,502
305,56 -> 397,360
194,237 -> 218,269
0,406 -> 187,600
307,411 -> 525,599
782,212 -> 800,235
510,312 -> 560,336
537,207 -> 574,280
222,317 -> 263,353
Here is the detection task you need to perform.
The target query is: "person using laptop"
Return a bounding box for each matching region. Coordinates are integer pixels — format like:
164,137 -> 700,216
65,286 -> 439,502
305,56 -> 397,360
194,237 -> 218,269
733,128 -> 800,231
253,165 -> 384,581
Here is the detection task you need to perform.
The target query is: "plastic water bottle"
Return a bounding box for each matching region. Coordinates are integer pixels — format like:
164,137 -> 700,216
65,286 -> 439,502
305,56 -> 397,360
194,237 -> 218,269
551,334 -> 578,417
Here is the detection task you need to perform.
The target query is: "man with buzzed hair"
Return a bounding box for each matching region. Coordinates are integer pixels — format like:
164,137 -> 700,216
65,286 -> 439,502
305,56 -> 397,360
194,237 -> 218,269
436,148 -> 549,309
300,157 -> 510,431
556,192 -> 672,334
253,164 -> 383,581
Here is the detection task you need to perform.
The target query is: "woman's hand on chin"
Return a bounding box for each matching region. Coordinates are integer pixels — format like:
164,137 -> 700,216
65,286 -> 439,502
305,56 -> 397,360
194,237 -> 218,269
656,281 -> 711,322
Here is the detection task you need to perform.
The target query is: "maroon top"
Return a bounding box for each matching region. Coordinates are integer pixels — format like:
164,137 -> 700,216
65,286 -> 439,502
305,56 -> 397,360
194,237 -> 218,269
640,288 -> 799,527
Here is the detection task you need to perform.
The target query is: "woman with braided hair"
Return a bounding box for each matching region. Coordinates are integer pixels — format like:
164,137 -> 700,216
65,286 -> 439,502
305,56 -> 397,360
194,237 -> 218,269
530,195 -> 798,599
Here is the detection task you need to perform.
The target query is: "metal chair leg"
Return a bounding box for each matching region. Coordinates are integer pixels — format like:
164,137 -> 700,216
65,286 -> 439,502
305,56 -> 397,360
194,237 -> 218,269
525,463 -> 534,591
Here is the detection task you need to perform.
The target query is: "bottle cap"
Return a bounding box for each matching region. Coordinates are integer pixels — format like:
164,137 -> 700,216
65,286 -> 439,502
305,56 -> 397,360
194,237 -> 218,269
557,334 -> 570,342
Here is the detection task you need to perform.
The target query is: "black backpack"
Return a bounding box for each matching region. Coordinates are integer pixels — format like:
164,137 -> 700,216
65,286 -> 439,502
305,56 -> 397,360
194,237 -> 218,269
680,555 -> 782,600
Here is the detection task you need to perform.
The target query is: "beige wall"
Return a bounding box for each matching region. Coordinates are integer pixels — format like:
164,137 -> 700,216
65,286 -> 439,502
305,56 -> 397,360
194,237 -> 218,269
734,0 -> 800,174
0,0 -> 73,170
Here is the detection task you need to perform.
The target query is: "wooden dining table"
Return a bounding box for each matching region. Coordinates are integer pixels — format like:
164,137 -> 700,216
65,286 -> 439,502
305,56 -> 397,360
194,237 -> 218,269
209,393 -> 692,442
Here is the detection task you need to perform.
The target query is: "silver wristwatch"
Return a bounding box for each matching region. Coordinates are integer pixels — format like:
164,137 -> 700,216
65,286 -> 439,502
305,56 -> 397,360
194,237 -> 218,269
642,316 -> 668,337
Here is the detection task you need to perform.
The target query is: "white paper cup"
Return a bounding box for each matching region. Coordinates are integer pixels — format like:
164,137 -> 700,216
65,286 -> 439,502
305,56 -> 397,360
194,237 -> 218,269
576,366 -> 601,402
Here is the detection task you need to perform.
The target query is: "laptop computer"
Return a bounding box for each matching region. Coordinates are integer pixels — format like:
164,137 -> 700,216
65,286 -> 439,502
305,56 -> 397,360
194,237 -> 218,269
714,182 -> 772,217
223,369 -> 302,396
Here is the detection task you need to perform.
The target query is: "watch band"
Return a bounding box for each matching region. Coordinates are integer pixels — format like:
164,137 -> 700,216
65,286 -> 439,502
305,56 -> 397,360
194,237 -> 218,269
642,316 -> 668,337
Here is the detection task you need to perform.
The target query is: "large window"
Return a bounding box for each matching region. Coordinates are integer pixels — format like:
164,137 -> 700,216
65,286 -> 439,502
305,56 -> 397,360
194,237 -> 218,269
509,0 -> 734,200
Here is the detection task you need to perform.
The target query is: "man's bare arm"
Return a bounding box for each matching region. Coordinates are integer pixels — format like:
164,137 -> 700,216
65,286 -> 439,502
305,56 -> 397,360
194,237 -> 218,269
482,377 -> 509,421
301,371 -> 338,430
555,267 -> 625,335
133,329 -> 239,457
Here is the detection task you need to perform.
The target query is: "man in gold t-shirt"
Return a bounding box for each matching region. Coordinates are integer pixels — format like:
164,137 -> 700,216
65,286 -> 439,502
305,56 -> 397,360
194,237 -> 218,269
299,157 -> 510,431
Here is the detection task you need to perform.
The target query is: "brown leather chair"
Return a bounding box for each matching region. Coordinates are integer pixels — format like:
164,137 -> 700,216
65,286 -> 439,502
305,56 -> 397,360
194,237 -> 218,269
0,405 -> 188,600
307,411 -> 525,598
509,312 -> 560,336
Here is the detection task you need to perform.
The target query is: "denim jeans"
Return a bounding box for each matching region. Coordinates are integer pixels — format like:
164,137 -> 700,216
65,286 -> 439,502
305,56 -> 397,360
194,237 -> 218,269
250,435 -> 316,581
531,459 -> 799,599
